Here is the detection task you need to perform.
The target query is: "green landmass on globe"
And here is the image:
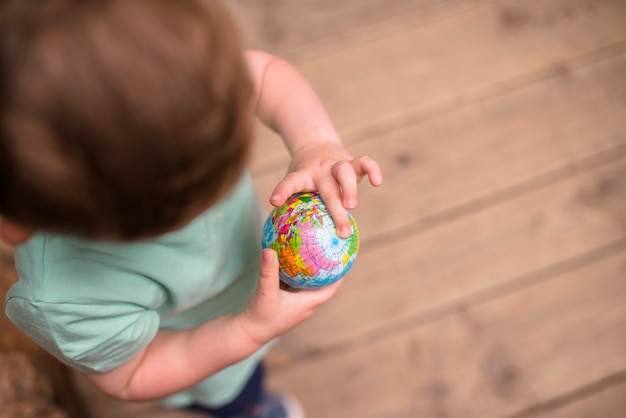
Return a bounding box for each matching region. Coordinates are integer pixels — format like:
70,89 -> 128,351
262,192 -> 359,289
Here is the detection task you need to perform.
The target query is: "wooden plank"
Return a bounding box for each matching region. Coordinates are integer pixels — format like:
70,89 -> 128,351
225,0 -> 493,61
253,53 -> 626,242
296,0 -> 626,134
248,0 -> 626,172
267,250 -> 626,418
269,154 -> 626,359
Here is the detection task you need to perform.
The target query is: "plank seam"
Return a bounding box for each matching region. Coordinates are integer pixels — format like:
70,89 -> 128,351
504,369 -> 626,418
285,0 -> 501,64
345,40 -> 626,146
361,142 -> 626,252
252,41 -> 626,177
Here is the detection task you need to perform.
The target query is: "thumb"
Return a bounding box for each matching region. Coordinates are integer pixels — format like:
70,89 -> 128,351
258,249 -> 280,292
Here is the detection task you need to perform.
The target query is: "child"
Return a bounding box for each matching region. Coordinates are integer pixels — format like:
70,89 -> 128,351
0,0 -> 382,417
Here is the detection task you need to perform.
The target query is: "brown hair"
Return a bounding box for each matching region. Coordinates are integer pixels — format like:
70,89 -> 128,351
0,0 -> 254,239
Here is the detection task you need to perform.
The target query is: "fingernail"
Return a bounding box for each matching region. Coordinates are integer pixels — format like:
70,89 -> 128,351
346,197 -> 357,208
263,249 -> 273,261
340,226 -> 351,237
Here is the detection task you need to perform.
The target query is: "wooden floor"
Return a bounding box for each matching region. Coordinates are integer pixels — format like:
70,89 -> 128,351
3,0 -> 626,417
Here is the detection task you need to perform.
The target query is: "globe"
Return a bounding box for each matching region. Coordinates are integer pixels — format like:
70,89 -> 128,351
262,192 -> 360,289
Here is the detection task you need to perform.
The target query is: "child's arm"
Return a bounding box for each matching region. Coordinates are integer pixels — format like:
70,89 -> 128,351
85,249 -> 340,400
246,50 -> 383,238
85,51 -> 380,400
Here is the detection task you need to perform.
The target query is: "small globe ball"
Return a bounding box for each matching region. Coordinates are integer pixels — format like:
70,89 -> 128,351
262,192 -> 359,289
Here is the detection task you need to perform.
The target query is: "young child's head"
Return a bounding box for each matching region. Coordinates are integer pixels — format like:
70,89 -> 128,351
0,0 -> 254,241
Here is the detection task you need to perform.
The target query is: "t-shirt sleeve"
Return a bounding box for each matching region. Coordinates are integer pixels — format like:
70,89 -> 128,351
5,296 -> 160,373
6,233 -> 166,374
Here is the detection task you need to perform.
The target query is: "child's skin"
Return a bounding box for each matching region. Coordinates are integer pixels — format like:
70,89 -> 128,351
0,50 -> 382,400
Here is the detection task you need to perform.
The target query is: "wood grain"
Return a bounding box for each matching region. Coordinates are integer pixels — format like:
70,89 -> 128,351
268,251 -> 626,418
249,0 -> 626,174
253,53 -> 626,241
269,152 -> 626,359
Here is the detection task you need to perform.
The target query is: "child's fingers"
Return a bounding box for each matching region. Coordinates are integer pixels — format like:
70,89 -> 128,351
313,277 -> 344,301
351,156 -> 383,186
293,278 -> 344,307
317,180 -> 352,238
331,161 -> 358,210
270,172 -> 310,207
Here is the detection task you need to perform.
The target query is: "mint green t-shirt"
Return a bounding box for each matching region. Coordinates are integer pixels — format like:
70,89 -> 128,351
5,172 -> 270,407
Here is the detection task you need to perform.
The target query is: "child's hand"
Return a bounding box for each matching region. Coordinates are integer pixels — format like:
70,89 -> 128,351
235,249 -> 342,345
246,51 -> 382,237
269,142 -> 383,238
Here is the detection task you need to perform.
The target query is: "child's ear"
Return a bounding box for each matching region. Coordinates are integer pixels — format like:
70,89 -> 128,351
0,220 -> 35,246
